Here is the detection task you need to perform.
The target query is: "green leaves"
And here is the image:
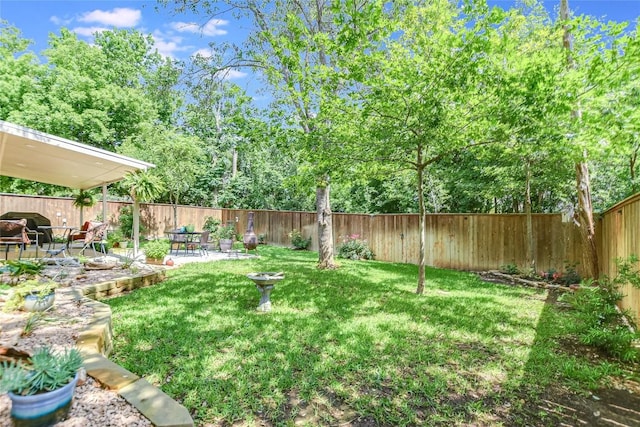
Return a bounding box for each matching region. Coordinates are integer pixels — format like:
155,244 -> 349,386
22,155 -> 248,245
0,347 -> 82,395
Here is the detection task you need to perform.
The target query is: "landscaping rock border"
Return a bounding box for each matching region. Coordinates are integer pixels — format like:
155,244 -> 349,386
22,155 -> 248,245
0,267 -> 194,427
74,269 -> 194,427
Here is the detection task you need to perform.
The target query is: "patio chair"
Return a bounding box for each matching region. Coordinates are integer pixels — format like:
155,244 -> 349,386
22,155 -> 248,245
0,219 -> 30,260
67,221 -> 108,256
24,227 -> 41,258
69,221 -> 91,243
167,229 -> 187,256
187,230 -> 210,256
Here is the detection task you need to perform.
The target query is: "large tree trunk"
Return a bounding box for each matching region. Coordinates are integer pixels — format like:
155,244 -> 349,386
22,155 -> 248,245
317,175 -> 336,269
416,159 -> 426,294
524,159 -> 535,274
575,161 -> 599,279
232,148 -> 238,178
561,0 -> 599,280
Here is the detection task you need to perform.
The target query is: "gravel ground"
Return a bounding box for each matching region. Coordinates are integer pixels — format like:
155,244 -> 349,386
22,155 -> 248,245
0,263 -> 153,427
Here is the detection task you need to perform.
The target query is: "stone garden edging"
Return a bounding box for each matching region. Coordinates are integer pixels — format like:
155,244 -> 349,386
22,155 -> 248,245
72,269 -> 194,427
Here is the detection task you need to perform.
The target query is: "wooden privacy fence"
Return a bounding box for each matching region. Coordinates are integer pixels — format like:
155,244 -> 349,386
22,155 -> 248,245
4,192 -> 640,325
0,194 -> 584,273
598,193 -> 640,326
0,194 -> 222,239
0,193 -> 585,274
223,209 -> 585,275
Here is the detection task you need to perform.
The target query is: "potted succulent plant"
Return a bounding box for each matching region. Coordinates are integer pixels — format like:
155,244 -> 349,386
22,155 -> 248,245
1,260 -> 57,313
3,280 -> 57,313
0,346 -> 83,426
21,280 -> 57,313
143,239 -> 170,264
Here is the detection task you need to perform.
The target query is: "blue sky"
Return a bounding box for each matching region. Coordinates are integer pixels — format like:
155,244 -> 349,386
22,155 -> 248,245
0,0 -> 638,101
2,1 -> 637,56
0,1 -> 243,59
0,0 -> 252,80
1,2 -> 637,53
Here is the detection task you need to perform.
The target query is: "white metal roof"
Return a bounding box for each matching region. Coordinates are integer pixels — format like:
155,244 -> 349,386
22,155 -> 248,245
0,120 -> 154,190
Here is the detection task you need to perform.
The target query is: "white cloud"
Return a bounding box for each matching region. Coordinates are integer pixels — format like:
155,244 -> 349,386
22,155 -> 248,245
152,30 -> 192,58
170,18 -> 228,36
170,21 -> 201,34
192,48 -> 213,59
50,7 -> 222,61
202,19 -> 229,36
217,69 -> 248,80
50,16 -> 73,26
79,8 -> 141,27
72,26 -> 109,37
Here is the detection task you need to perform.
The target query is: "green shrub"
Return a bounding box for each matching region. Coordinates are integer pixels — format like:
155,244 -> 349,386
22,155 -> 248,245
288,229 -> 311,250
118,206 -> 144,238
107,229 -> 124,245
143,239 -> 170,259
500,263 -> 519,275
216,224 -> 237,240
558,261 -> 581,285
561,256 -> 640,361
337,234 -> 374,260
203,217 -> 221,234
540,261 -> 581,285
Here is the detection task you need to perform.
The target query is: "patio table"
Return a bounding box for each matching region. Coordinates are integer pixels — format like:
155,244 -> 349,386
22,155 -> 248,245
39,225 -> 77,261
165,231 -> 203,256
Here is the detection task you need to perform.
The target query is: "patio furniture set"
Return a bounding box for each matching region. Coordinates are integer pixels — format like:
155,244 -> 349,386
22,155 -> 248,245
1,211 -> 260,264
165,229 -> 211,257
0,218 -> 108,262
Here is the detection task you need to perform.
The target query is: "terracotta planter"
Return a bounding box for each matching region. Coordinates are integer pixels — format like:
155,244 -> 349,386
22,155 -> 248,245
9,372 -> 79,426
145,257 -> 164,265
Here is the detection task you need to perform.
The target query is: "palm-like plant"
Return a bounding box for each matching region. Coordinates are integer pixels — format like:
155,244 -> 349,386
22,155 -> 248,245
119,171 -> 164,255
124,171 -> 164,203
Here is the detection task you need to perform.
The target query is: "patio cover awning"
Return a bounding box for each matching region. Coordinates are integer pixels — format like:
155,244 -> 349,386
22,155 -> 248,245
0,120 -> 154,190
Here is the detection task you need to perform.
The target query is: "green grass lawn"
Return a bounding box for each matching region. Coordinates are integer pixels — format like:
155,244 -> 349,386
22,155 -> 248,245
107,246 -> 629,426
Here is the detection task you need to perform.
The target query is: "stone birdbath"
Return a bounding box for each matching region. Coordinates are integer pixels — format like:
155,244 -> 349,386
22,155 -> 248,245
246,272 -> 284,312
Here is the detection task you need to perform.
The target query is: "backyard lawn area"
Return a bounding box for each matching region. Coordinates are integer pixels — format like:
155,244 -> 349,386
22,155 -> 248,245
107,246 -> 636,426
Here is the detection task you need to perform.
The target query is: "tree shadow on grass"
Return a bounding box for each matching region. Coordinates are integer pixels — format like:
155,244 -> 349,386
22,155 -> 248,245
503,289 -> 640,426
107,248 -> 617,426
